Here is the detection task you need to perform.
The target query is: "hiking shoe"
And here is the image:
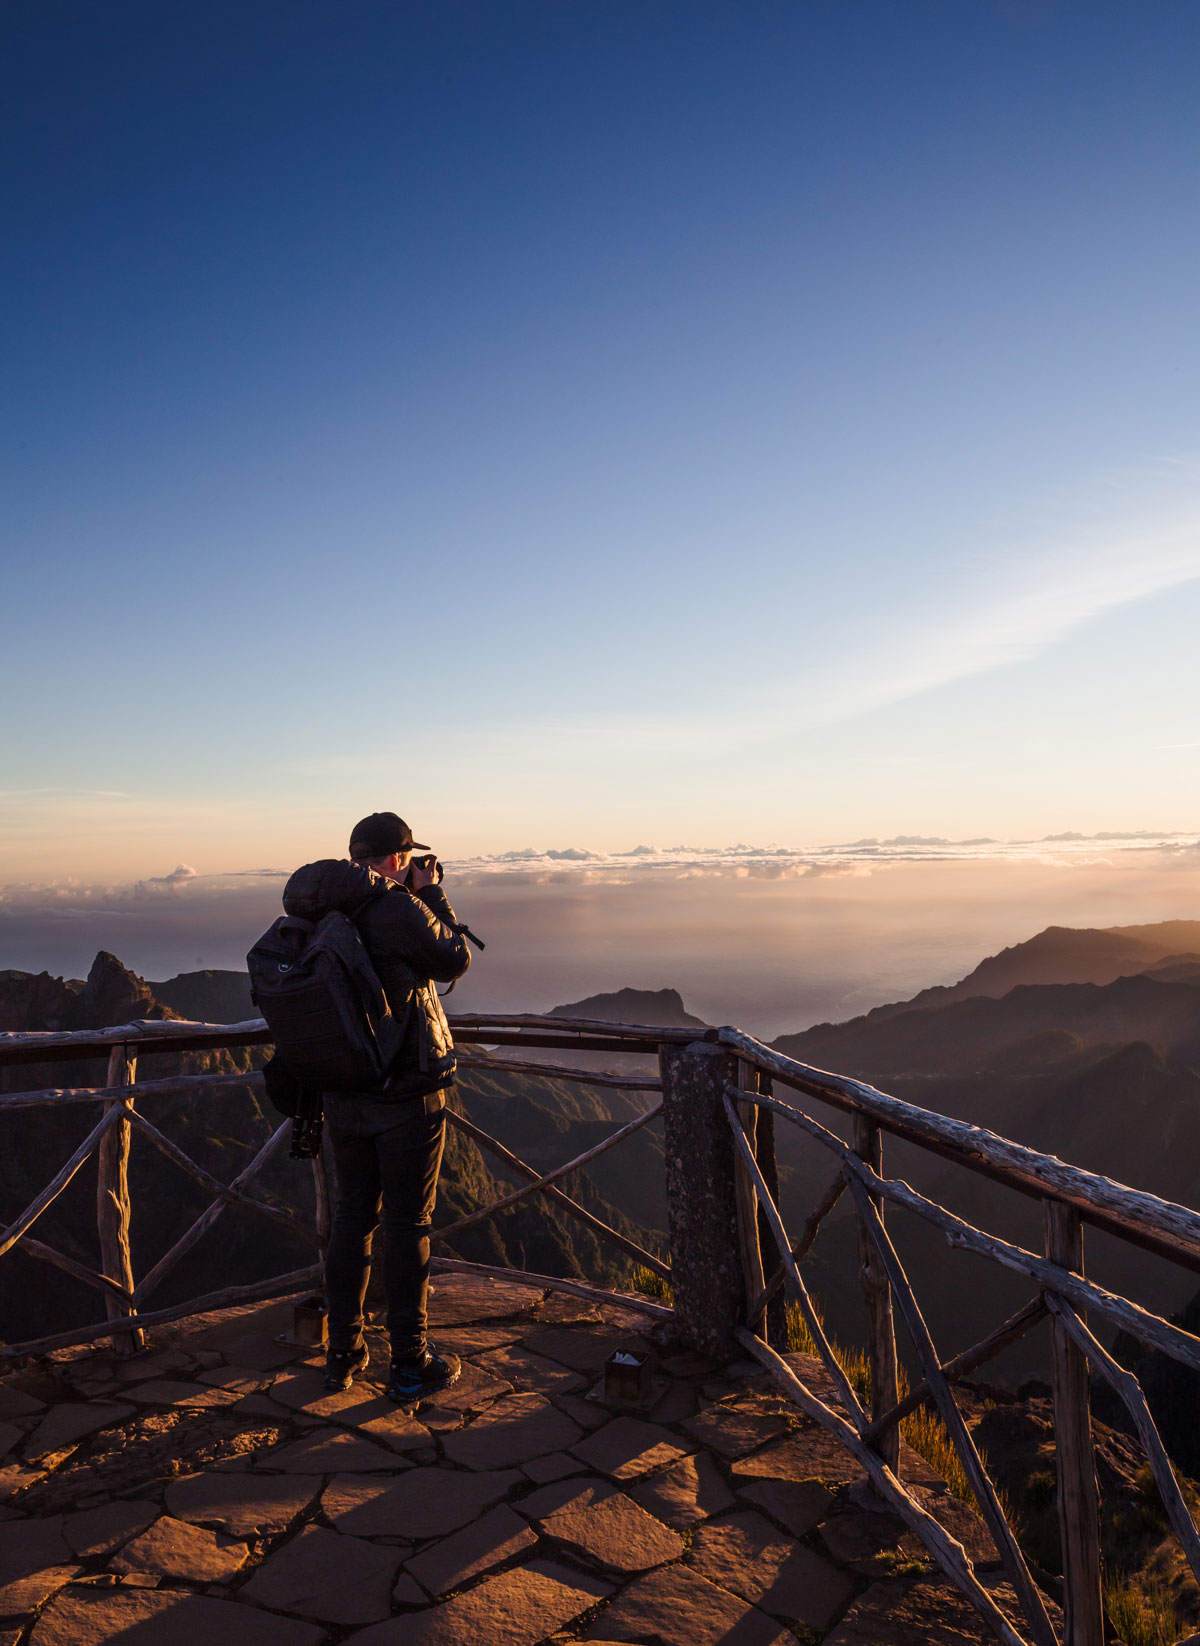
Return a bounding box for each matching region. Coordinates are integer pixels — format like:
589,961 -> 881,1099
386,1346 -> 460,1404
323,1343 -> 369,1392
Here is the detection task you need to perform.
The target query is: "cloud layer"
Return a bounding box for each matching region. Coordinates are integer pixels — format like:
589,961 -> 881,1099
444,829 -> 1200,884
4,829 -> 1194,919
3,833 -> 1199,1038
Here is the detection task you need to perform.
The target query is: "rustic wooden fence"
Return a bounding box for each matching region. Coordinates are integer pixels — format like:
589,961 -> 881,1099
3,1013 -> 1200,1646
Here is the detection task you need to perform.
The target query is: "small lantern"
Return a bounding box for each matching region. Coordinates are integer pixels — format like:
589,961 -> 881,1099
292,1296 -> 328,1347
604,1348 -> 652,1404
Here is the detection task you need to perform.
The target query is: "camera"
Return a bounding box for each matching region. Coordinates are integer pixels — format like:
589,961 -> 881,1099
290,1094 -> 324,1160
405,852 -> 444,887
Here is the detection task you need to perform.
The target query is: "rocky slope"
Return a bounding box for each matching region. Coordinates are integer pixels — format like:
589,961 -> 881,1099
775,971 -> 1200,1078
839,917 -> 1200,1023
765,934 -> 1200,1388
549,985 -> 707,1029
147,968 -> 255,1024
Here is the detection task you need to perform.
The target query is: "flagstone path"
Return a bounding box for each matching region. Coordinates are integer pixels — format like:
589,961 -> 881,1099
0,1273 -> 1032,1644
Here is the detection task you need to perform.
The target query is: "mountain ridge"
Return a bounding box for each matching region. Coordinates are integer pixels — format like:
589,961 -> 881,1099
859,918 -> 1200,1026
772,970 -> 1200,1080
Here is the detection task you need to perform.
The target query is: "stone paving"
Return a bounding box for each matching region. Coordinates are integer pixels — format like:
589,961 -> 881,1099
0,1273 -> 1032,1645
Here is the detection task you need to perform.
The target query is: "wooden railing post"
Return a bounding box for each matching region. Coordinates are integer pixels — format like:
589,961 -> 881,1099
659,1040 -> 743,1356
1045,1198 -> 1103,1646
853,1115 -> 900,1470
751,1080 -> 788,1351
734,1061 -> 767,1339
98,1045 -> 143,1354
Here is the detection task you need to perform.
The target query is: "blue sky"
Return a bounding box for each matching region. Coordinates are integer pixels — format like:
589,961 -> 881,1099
4,0 -> 1200,882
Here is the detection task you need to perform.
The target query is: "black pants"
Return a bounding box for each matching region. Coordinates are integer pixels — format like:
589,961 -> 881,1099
324,1092 -> 446,1359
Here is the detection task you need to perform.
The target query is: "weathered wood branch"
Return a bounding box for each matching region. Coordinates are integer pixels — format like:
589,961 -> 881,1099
0,1012 -> 708,1072
0,1070 -> 265,1111
447,1013 -> 715,1043
730,1082 -> 1200,1375
863,1298 -> 1047,1445
720,1026 -> 1200,1268
0,1018 -> 272,1066
429,1255 -> 674,1318
0,1103 -> 126,1259
131,1121 -> 292,1306
854,1114 -> 900,1472
17,1236 -> 130,1301
721,1093 -> 867,1432
0,1264 -> 323,1361
735,1328 -> 1033,1646
734,1062 -> 767,1337
440,1109 -> 670,1280
458,1053 -> 662,1091
751,1169 -> 846,1320
1045,1202 -> 1103,1646
97,1046 -> 143,1353
1045,1292 -> 1200,1587
127,1110 -> 319,1249
453,1031 -> 674,1056
847,1175 -> 1057,1646
437,1101 -> 663,1233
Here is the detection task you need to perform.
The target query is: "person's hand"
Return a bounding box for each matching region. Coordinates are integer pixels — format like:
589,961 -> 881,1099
407,853 -> 439,892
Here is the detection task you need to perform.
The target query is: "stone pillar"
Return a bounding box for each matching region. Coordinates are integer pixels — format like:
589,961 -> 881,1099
660,1041 -> 744,1356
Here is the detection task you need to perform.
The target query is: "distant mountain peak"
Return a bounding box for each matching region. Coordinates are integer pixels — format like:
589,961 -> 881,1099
854,918 -> 1200,1028
548,986 -> 708,1028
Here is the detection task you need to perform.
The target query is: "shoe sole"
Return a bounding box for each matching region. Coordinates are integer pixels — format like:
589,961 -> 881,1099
386,1358 -> 461,1405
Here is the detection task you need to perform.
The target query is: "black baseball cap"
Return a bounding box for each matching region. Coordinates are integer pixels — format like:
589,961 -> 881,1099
348,812 -> 430,859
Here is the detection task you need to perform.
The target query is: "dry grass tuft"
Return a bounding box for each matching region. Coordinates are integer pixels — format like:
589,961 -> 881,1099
784,1300 -> 1001,1513
1104,1572 -> 1182,1646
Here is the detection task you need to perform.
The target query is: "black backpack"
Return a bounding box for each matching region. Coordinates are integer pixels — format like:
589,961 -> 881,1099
247,910 -> 405,1093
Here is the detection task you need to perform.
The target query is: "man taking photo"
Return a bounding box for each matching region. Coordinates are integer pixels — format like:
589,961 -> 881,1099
280,811 -> 473,1402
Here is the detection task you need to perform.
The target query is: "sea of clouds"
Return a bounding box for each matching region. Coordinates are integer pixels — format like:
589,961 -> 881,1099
445,830 -> 1200,881
3,830 -> 1198,1038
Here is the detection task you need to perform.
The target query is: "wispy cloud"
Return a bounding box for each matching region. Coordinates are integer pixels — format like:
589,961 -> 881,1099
275,459 -> 1200,778
833,522 -> 1200,722
733,458 -> 1200,743
145,863 -> 197,889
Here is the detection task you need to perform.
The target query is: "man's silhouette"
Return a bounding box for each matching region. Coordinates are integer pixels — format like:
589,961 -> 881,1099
282,811 -> 471,1401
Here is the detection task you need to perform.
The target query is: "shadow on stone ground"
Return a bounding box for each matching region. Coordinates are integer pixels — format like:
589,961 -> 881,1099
0,1275 -> 1036,1645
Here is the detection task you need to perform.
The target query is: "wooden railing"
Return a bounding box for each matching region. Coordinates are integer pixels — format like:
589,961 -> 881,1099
3,1013 -> 1200,1645
0,1013 -> 691,1360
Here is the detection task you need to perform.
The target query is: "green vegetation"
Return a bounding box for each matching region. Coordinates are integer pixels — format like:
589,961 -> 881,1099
630,1265 -> 673,1304
1104,1573 -> 1182,1646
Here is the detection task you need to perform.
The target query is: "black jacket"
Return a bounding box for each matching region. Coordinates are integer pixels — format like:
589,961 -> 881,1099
282,858 -> 471,1099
